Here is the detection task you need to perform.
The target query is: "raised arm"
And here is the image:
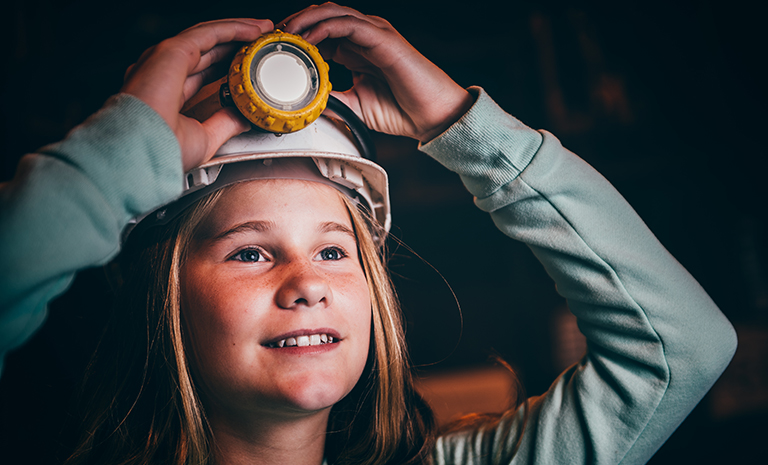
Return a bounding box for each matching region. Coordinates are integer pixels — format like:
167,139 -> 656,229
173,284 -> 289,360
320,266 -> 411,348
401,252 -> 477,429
0,19 -> 271,376
422,89 -> 737,464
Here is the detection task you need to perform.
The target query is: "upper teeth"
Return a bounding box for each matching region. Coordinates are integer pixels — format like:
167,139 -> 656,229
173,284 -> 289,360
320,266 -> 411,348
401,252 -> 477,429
268,333 -> 335,348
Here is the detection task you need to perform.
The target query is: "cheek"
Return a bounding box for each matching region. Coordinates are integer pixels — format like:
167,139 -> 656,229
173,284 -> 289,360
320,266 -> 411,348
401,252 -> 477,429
344,275 -> 374,379
181,259 -> 261,335
182,265 -> 225,342
179,263 -> 255,382
180,271 -> 221,379
181,292 -> 262,405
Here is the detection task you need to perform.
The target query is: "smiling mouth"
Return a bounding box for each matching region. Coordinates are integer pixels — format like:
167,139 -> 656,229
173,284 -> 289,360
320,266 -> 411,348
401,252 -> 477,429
265,333 -> 338,349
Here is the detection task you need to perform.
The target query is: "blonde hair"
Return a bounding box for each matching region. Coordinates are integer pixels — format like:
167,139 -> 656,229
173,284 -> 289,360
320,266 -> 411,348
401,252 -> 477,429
326,193 -> 435,465
66,182 -> 435,465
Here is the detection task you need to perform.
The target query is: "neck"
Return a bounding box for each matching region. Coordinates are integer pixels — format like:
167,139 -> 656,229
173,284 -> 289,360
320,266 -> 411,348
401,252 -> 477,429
208,408 -> 330,465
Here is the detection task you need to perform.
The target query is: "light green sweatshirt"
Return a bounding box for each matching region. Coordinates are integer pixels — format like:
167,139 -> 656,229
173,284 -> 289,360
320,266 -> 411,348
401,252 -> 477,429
0,89 -> 737,464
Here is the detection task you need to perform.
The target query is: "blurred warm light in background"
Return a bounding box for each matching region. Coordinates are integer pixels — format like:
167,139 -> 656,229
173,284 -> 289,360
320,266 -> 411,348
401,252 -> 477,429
416,366 -> 518,426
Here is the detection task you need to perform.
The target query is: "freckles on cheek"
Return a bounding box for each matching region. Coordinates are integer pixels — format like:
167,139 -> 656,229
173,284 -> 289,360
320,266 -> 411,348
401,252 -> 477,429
339,271 -> 371,302
186,275 -> 267,348
182,267 -> 232,347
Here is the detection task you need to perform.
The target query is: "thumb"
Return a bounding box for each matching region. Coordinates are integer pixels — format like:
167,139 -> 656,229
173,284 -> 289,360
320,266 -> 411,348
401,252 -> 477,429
199,107 -> 252,164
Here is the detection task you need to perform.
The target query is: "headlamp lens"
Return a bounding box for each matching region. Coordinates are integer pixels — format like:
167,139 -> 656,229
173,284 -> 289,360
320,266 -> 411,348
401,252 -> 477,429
256,52 -> 311,106
250,42 -> 319,112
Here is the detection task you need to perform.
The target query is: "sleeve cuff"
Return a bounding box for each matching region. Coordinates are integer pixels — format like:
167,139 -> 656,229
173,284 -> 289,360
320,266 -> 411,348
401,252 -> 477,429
418,87 -> 543,199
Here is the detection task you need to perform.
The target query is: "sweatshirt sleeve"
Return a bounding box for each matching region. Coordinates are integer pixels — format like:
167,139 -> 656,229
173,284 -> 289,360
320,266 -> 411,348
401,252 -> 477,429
0,94 -> 182,377
423,88 -> 737,464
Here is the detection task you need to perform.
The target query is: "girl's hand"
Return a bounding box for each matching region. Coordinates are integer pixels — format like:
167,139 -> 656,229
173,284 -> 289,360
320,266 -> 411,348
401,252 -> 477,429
121,19 -> 273,171
281,3 -> 473,143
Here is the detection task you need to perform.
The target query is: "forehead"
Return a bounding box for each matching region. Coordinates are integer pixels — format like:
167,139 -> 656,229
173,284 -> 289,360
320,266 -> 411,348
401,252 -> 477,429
198,179 -> 353,234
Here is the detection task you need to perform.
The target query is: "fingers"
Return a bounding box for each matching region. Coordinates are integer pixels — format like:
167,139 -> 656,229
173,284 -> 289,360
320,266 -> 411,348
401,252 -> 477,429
317,40 -> 380,76
281,3 -> 389,38
188,42 -> 240,77
280,3 -> 355,33
180,17 -> 262,33
175,19 -> 273,74
328,90 -> 362,119
181,18 -> 274,45
181,108 -> 251,171
179,20 -> 274,97
280,4 -> 412,86
181,45 -> 237,101
181,70 -> 210,104
122,19 -> 271,122
276,5 -> 315,30
128,19 -> 271,86
296,14 -> 408,77
299,15 -> 381,47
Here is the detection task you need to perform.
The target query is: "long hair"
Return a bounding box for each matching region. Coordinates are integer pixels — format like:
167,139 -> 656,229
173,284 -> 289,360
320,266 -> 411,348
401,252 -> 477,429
325,193 -> 436,465
65,182 -> 436,465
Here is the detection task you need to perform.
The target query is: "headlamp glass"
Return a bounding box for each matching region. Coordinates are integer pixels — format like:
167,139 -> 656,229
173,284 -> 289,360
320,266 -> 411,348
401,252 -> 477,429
253,42 -> 318,111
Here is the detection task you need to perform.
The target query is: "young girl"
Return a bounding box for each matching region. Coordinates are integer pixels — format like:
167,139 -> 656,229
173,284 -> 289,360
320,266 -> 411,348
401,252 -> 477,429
0,3 -> 737,464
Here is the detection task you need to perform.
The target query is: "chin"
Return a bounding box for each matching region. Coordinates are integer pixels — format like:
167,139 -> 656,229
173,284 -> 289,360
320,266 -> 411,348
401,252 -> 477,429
275,377 -> 358,414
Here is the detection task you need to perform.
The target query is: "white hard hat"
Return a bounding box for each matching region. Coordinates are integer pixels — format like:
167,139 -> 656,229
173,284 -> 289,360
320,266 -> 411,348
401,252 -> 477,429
125,102 -> 391,243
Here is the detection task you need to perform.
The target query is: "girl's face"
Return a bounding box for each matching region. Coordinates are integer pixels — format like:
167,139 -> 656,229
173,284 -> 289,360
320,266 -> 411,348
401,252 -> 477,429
181,179 -> 372,422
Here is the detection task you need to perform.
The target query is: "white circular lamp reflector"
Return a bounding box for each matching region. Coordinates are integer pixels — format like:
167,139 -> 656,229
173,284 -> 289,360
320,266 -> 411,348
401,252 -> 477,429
257,52 -> 311,105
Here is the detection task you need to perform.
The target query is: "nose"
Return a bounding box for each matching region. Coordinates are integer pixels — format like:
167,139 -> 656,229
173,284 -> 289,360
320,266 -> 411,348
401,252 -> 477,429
275,260 -> 333,309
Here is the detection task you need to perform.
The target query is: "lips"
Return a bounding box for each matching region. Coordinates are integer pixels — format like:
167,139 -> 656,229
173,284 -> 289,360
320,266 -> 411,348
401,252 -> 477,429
262,329 -> 341,349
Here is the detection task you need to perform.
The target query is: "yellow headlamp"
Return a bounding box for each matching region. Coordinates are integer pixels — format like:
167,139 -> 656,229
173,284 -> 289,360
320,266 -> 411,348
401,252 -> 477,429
182,30 -> 331,133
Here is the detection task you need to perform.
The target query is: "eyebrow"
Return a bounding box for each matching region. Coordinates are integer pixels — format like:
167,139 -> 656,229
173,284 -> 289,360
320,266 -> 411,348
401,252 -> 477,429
207,220 -> 356,243
318,221 -> 357,241
210,220 -> 276,242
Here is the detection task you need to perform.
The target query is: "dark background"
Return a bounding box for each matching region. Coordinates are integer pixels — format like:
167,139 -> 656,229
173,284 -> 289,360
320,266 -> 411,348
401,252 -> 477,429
2,0 -> 767,463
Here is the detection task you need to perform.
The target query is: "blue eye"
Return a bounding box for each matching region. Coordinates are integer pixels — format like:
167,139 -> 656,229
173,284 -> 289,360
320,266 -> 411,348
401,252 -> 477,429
317,247 -> 345,261
231,248 -> 265,263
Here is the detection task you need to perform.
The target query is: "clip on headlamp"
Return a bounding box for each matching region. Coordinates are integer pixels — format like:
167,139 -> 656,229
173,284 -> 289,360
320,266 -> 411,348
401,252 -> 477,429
182,30 -> 331,134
